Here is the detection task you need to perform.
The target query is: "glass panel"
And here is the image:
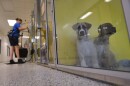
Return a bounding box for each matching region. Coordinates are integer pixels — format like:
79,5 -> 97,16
41,22 -> 47,63
30,13 -> 36,62
47,0 -> 54,63
41,0 -> 48,64
36,29 -> 41,62
55,0 -> 130,72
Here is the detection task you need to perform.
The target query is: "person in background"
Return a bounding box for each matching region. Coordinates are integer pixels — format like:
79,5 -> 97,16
9,18 -> 28,64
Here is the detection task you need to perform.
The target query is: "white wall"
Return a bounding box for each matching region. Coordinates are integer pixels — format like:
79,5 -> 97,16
0,35 -> 10,63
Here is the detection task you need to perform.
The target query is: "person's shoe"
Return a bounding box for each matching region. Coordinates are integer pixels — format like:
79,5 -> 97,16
10,60 -> 15,64
18,59 -> 24,63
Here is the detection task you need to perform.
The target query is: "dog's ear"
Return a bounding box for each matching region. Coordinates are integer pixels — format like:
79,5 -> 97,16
83,22 -> 92,29
72,23 -> 80,30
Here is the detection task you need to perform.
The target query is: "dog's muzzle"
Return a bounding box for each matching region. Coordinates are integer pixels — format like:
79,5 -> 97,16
107,27 -> 116,35
79,31 -> 86,36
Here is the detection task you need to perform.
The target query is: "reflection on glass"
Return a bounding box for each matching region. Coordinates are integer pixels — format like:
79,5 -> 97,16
41,28 -> 47,64
55,0 -> 130,72
36,30 -> 41,62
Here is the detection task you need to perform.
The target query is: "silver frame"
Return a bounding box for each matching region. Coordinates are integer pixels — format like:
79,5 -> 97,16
52,0 -> 58,65
121,0 -> 130,39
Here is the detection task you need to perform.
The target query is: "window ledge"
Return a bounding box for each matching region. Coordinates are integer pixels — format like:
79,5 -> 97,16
38,63 -> 130,86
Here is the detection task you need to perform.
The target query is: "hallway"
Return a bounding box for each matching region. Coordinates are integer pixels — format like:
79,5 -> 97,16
0,63 -> 112,86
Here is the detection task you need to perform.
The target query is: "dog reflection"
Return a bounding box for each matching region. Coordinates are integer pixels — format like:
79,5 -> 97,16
72,22 -> 99,68
94,23 -> 116,69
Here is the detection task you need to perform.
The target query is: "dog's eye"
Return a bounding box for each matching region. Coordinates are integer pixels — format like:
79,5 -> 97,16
78,26 -> 81,30
103,27 -> 107,30
82,26 -> 86,29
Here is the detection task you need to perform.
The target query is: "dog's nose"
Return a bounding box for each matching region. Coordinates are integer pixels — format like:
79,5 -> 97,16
79,31 -> 85,36
112,27 -> 116,33
107,27 -> 116,35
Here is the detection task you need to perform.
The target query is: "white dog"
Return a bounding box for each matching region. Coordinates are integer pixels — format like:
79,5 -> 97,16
72,22 -> 99,68
94,23 -> 117,69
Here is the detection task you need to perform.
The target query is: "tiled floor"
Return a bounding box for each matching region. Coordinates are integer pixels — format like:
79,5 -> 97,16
0,63 -> 113,86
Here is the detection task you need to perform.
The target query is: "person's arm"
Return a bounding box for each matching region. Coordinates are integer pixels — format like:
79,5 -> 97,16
16,23 -> 28,31
18,27 -> 28,31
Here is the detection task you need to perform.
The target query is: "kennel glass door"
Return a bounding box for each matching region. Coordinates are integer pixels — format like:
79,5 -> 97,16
54,0 -> 130,72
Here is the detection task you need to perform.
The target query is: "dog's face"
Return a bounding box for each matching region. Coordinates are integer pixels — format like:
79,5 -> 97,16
72,22 -> 92,38
98,23 -> 116,37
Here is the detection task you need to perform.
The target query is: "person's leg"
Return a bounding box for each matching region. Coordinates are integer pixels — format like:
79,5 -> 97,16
10,46 -> 15,60
9,46 -> 15,63
15,45 -> 24,63
8,37 -> 19,63
14,45 -> 20,59
14,37 -> 24,63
